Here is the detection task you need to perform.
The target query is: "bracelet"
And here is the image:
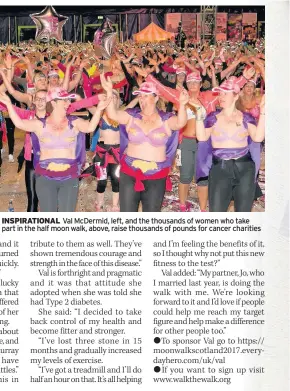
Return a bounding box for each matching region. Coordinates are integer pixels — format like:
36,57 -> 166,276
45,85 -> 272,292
260,113 -> 265,115
196,117 -> 204,122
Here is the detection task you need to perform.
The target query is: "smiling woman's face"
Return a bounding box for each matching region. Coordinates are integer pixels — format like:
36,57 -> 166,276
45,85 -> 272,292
138,93 -> 157,112
243,82 -> 255,96
34,91 -> 47,111
35,76 -> 47,90
49,76 -> 59,87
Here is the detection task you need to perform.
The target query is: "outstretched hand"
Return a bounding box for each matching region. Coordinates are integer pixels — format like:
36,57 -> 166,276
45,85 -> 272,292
97,95 -> 112,111
4,53 -> 12,69
243,66 -> 255,80
100,73 -> 113,97
179,89 -> 189,106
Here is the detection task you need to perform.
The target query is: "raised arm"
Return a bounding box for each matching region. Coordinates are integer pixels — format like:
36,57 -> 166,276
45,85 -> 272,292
124,96 -> 139,109
122,51 -> 135,64
184,60 -> 197,72
120,61 -> 138,88
220,58 -> 240,80
167,89 -> 189,131
100,73 -> 130,125
251,57 -> 265,81
0,92 -> 41,132
74,97 -> 111,133
247,94 -> 265,142
21,56 -> 34,83
62,56 -> 77,91
0,70 -> 7,93
0,69 -> 31,106
0,54 -> 13,93
193,51 -> 206,72
195,108 -> 211,141
153,65 -> 176,89
210,64 -> 218,88
68,68 -> 83,92
3,53 -> 13,83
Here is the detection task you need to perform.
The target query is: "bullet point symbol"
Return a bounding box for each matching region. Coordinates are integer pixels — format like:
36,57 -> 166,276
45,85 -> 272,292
154,366 -> 161,373
154,337 -> 161,344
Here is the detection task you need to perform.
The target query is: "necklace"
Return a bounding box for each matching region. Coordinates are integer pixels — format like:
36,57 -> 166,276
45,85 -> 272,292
141,111 -> 158,125
223,110 -> 241,127
49,117 -> 67,133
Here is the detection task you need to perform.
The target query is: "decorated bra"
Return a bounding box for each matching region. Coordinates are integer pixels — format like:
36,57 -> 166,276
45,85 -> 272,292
196,110 -> 261,183
211,119 -> 248,144
31,115 -> 85,181
99,116 -> 119,132
37,116 -> 78,150
119,108 -> 178,167
127,118 -> 170,147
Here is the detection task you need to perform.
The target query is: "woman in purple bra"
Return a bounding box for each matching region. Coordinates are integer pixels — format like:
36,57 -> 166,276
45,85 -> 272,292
0,87 -> 111,212
196,76 -> 265,212
101,74 -> 189,212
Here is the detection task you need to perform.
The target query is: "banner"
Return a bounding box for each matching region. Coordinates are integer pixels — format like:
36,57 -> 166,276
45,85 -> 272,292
227,13 -> 243,41
242,13 -> 257,40
165,13 -> 181,34
181,13 -> 197,41
216,12 -> 227,41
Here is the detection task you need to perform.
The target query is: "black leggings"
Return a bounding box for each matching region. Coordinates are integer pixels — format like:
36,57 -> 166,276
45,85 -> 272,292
209,154 -> 256,212
120,172 -> 166,212
5,118 -> 15,155
85,133 -> 91,150
97,163 -> 119,193
25,157 -> 38,212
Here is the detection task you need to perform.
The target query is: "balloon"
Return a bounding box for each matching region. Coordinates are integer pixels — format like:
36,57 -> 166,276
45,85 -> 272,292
101,32 -> 117,59
93,17 -> 116,58
94,17 -> 114,46
30,6 -> 68,42
94,29 -> 103,46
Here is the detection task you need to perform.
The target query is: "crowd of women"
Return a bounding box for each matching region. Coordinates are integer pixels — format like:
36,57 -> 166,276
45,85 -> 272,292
0,36 -> 265,212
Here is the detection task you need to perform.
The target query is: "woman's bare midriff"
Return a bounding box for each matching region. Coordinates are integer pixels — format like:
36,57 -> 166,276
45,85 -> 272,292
99,129 -> 120,145
127,143 -> 166,162
182,118 -> 196,137
211,141 -> 248,149
40,148 -> 76,161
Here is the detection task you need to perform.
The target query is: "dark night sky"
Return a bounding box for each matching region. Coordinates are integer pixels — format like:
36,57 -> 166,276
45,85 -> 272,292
0,6 -> 265,20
